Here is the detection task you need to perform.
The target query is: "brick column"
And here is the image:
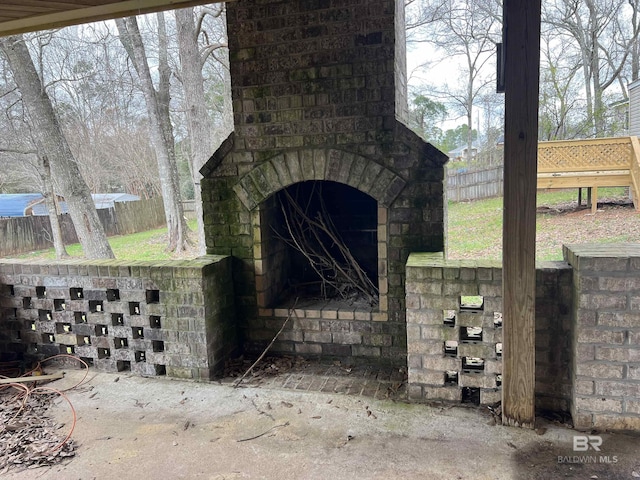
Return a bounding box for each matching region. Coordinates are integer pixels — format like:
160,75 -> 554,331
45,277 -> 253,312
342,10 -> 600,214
565,244 -> 640,430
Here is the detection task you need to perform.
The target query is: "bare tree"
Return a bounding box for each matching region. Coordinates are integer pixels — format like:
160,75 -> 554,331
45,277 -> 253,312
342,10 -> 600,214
408,0 -> 501,161
116,16 -> 189,252
545,0 -> 640,136
0,35 -> 114,259
175,6 -> 230,255
39,154 -> 69,258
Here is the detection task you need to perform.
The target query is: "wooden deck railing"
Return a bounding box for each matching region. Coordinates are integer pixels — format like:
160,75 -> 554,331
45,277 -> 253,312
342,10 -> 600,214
630,137 -> 640,211
537,136 -> 640,212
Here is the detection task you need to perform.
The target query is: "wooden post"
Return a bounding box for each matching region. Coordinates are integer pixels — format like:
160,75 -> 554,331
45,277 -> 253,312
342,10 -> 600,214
501,0 -> 541,428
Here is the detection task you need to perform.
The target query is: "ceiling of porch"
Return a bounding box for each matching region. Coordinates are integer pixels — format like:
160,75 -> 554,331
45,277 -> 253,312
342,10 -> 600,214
0,0 -> 222,37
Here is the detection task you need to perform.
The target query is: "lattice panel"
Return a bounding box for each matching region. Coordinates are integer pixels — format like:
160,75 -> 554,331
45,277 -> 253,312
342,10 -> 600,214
538,138 -> 632,172
630,137 -> 640,209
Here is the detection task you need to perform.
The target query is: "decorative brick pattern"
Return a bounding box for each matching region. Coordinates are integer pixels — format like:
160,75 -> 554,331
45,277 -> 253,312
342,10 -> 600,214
0,257 -> 236,380
564,244 -> 640,430
406,253 -> 573,410
232,149 -> 407,210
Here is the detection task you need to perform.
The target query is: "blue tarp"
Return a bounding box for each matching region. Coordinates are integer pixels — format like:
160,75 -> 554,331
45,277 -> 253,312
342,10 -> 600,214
0,193 -> 140,217
0,194 -> 43,217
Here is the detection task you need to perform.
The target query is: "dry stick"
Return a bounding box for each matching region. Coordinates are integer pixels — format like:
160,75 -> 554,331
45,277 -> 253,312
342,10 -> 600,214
281,190 -> 354,298
233,300 -> 299,389
290,189 -> 375,299
312,213 -> 377,302
236,422 -> 290,442
317,202 -> 378,297
278,200 -> 342,297
0,373 -> 64,384
280,189 -> 377,302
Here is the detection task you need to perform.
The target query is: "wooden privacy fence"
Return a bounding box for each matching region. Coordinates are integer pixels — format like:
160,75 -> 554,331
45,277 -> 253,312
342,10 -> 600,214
537,136 -> 640,213
446,165 -> 504,202
0,196 -> 166,257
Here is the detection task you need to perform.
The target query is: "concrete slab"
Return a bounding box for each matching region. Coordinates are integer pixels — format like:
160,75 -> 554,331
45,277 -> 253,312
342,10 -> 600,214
4,369 -> 640,479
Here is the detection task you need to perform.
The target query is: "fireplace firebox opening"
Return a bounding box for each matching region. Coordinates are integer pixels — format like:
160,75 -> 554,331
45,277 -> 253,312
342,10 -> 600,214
255,181 -> 385,312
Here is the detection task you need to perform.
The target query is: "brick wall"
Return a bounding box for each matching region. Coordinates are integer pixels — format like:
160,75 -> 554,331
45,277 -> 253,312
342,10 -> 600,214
200,0 -> 447,364
0,256 -> 236,380
405,253 -> 573,411
564,244 -> 640,430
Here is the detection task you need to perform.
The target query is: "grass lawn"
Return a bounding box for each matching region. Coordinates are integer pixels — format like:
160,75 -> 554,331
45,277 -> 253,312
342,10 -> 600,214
448,187 -> 637,261
8,189 -> 638,263
11,219 -> 200,261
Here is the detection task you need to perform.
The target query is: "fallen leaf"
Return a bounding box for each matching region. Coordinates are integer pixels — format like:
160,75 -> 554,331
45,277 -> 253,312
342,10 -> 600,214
281,401 -> 293,408
311,416 -> 321,419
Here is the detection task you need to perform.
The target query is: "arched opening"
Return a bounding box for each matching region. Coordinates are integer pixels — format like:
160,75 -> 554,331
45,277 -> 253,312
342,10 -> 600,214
256,180 -> 379,310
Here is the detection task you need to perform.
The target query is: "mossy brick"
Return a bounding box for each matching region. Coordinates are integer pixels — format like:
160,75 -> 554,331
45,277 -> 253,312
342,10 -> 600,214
459,374 -> 496,389
458,343 -> 494,358
295,343 -> 322,355
363,333 -> 392,347
456,312 -> 485,327
351,345 -> 381,357
409,368 -> 445,386
166,366 -> 195,379
312,149 -> 327,180
271,157 -> 293,187
369,167 -> 395,201
408,338 -> 443,357
478,283 -> 501,297
406,281 -> 442,296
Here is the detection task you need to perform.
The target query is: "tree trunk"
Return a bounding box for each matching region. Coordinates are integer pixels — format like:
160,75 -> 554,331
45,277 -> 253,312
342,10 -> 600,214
40,155 -> 69,258
116,16 -> 189,252
0,35 -> 114,259
175,7 -> 213,256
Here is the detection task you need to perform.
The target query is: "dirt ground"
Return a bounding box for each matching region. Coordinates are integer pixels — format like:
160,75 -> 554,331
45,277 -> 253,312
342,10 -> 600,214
3,369 -> 640,480
536,200 -> 640,260
450,199 -> 640,261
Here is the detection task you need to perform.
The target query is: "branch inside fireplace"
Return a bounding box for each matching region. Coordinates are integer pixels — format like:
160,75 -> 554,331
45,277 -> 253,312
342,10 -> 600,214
274,182 -> 379,306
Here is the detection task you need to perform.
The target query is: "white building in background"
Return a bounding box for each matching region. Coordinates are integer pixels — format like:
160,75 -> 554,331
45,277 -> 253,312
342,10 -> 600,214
630,79 -> 640,137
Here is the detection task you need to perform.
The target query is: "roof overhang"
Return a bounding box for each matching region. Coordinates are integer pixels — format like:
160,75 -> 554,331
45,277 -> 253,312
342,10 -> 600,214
0,1 -> 225,37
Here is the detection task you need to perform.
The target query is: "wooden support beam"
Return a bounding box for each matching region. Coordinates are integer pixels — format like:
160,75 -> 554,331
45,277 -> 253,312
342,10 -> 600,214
501,0 -> 541,429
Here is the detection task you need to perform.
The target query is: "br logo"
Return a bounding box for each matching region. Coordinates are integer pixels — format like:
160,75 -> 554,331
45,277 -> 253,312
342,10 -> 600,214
573,435 -> 602,452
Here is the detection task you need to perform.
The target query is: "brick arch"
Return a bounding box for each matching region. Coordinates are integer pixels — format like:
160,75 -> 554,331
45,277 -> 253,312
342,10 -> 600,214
232,149 -> 406,210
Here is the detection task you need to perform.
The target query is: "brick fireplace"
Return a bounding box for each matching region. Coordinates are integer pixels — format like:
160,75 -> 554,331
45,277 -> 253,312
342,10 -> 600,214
200,0 -> 447,366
